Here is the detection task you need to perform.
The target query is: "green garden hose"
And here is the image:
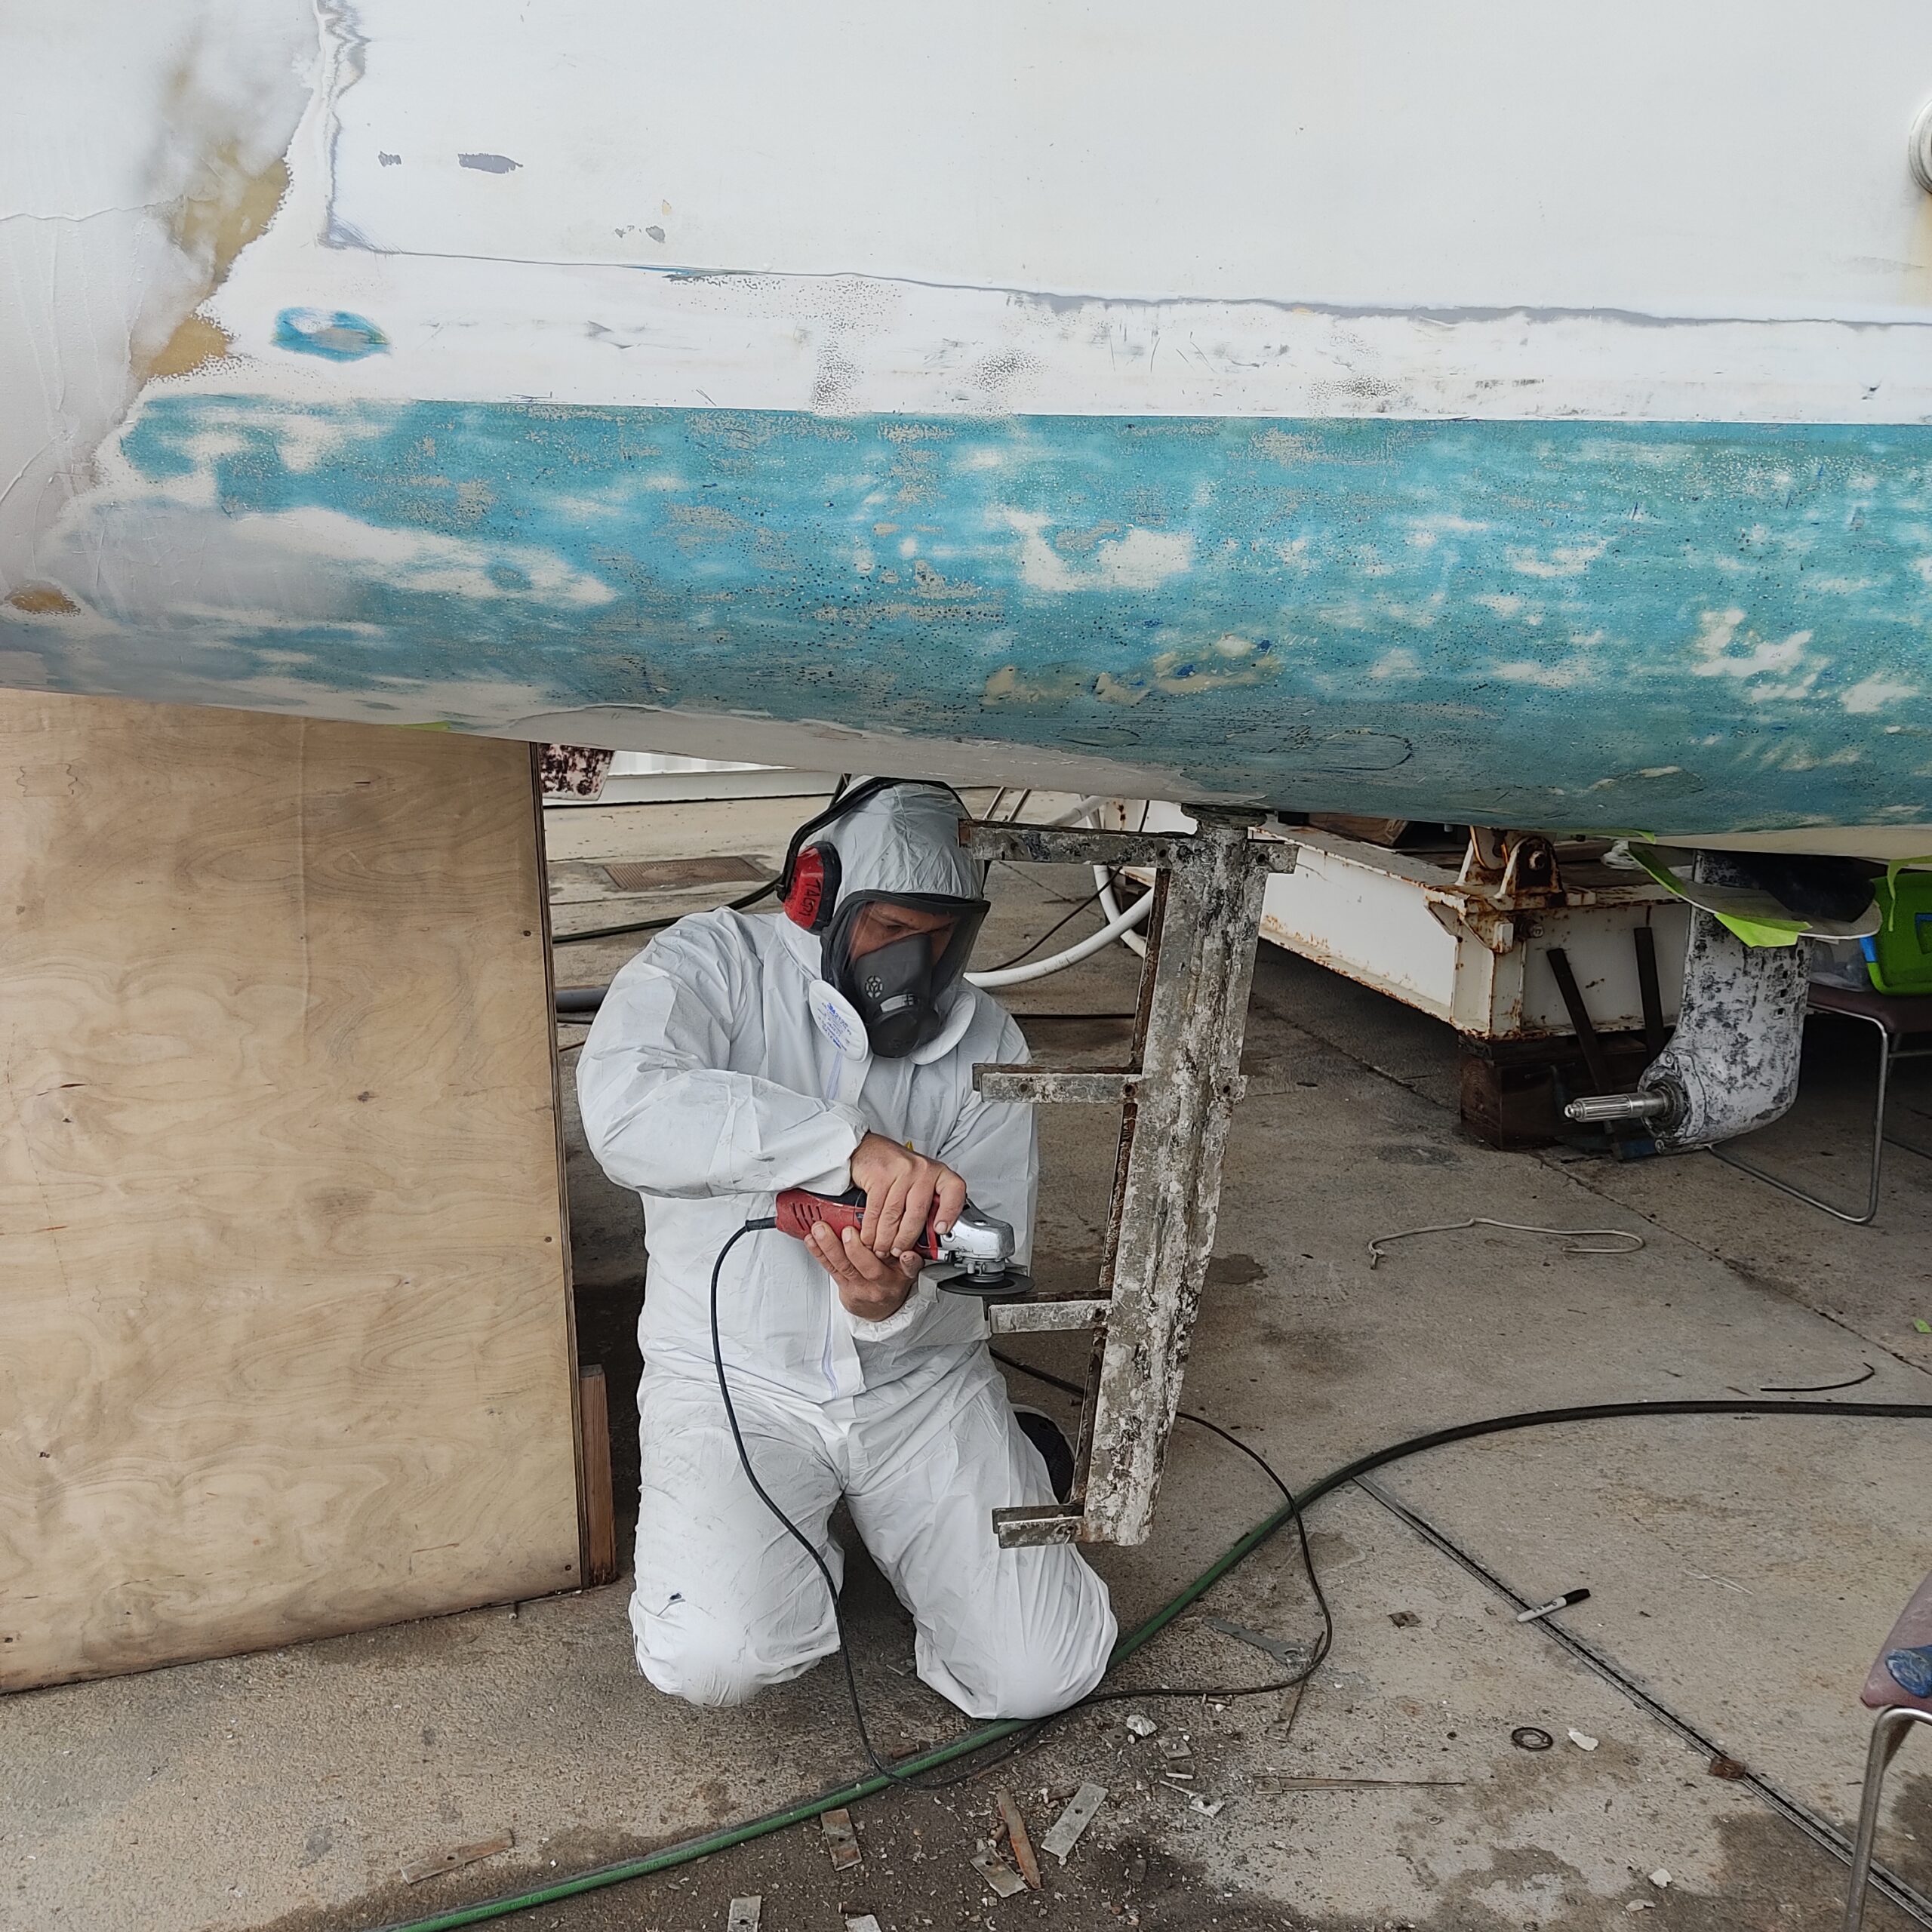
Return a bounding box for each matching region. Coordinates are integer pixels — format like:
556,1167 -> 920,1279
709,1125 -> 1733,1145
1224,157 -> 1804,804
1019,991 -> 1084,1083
371,1394 -> 1932,1932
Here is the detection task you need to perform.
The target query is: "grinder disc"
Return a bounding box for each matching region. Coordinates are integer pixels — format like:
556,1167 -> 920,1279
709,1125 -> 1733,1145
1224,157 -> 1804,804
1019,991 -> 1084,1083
933,1266 -> 1035,1304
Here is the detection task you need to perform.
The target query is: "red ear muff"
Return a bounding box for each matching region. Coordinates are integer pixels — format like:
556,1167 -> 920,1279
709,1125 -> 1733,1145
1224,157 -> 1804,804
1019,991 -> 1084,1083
776,774 -> 967,932
783,842 -> 841,932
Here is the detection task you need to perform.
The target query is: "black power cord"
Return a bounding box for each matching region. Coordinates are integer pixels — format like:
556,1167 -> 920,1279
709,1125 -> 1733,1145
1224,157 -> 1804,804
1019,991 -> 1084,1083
709,1220 -> 1932,1792
370,1380 -> 1932,1932
991,1346 -> 1335,1706
552,774 -> 867,948
709,1221 -> 1053,1789
983,800 -> 1154,974
983,873 -> 1149,974
714,1199 -> 1932,1794
709,1223 -> 1340,1790
553,771 -> 981,949
554,876 -> 777,947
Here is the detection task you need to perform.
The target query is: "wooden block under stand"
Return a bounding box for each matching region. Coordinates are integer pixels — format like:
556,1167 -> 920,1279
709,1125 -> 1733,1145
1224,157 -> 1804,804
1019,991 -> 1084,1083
0,692 -> 584,1690
578,1365 -> 620,1588
1459,1032 -> 1656,1150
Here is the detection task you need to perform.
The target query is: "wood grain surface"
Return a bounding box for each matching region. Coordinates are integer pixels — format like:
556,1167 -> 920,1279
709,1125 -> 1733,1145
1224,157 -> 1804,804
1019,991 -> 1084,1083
0,694 -> 580,1690
578,1366 -> 618,1589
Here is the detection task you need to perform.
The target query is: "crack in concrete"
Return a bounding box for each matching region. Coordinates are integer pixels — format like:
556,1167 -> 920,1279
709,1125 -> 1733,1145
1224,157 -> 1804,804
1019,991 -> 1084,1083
1357,1475 -> 1932,1926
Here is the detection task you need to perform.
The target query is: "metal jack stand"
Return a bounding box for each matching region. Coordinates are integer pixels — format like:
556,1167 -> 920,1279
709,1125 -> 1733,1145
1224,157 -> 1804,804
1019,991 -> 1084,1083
963,808 -> 1296,1548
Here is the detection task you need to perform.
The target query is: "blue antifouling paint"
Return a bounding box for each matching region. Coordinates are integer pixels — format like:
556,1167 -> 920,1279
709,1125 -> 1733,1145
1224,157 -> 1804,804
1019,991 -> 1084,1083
272,308 -> 389,361
1885,1645 -> 1932,1698
24,398 -> 1932,834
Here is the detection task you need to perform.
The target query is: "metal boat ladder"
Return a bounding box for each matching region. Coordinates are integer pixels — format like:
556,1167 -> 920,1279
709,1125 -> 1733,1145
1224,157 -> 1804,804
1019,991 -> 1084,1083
964,808 -> 1296,1548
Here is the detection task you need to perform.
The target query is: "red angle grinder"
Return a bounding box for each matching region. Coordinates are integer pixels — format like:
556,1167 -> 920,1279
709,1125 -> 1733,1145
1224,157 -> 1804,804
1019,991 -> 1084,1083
773,1186 -> 1035,1301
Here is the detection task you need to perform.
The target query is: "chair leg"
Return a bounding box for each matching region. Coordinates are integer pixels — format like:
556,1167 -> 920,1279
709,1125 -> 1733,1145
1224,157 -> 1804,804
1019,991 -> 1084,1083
1715,1008 -> 1891,1226
1843,1707 -> 1930,1932
1863,1026 -> 1894,1223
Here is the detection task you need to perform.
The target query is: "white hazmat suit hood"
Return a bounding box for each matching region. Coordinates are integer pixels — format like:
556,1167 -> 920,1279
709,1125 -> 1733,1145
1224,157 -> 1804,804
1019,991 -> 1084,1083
782,783 -> 990,1063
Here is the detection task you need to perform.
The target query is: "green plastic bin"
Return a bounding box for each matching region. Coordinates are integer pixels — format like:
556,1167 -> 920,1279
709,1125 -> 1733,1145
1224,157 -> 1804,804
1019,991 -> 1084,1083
1864,869 -> 1932,995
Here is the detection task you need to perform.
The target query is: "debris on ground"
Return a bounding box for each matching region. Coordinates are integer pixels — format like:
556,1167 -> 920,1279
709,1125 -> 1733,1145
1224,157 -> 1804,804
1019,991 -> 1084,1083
398,1833 -> 514,1884
1124,1712 -> 1158,1740
971,1843 -> 1028,1899
727,1897 -> 762,1932
1389,1610 -> 1421,1628
1510,1726 -> 1555,1752
1518,1589 -> 1592,1623
1189,1795 -> 1227,1819
1649,1868 -> 1673,1888
1367,1217 -> 1645,1270
845,1916 -> 884,1932
821,1808 -> 862,1872
1205,1616 -> 1313,1669
1040,1783 -> 1108,1864
1568,1728 -> 1600,1751
1257,1774 -> 1469,1789
995,1786 -> 1042,1890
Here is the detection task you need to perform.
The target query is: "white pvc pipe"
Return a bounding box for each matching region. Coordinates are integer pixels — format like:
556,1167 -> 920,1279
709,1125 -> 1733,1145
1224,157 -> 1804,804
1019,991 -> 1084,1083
967,798 -> 1155,986
966,879 -> 1153,989
1094,862 -> 1149,959
1083,798 -> 1148,955
1038,793 -> 1104,826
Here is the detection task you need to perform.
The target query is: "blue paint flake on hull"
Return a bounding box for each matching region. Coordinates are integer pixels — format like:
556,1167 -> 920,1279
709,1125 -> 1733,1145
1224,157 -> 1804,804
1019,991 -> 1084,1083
269,309 -> 390,360
20,398 -> 1932,833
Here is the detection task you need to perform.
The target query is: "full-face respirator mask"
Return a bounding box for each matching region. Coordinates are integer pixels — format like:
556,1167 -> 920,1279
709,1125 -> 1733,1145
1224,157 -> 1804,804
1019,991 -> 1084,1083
822,892 -> 988,1058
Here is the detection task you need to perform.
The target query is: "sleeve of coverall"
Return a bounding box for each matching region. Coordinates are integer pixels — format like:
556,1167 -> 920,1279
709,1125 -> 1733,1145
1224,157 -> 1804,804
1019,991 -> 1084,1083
576,919 -> 869,1201
935,1006 -> 1039,1265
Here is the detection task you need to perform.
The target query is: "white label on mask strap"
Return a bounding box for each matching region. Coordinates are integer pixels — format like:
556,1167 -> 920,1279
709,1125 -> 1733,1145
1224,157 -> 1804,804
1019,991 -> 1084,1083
808,979 -> 871,1061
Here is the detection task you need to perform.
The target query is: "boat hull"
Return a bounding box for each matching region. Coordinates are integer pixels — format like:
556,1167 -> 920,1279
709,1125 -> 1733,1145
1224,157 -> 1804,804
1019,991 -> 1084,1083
6,2 -> 1932,853
10,395 -> 1931,841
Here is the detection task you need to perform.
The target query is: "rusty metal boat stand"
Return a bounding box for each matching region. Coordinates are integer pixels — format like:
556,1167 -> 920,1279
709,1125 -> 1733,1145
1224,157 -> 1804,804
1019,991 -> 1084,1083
961,808 -> 1297,1549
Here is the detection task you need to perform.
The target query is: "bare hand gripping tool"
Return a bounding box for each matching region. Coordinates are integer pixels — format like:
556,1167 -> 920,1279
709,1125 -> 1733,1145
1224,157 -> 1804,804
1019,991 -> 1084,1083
772,1185 -> 1034,1301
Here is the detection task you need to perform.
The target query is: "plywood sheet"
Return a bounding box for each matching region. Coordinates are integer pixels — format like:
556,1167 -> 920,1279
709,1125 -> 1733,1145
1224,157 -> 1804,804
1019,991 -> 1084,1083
0,694 -> 580,1690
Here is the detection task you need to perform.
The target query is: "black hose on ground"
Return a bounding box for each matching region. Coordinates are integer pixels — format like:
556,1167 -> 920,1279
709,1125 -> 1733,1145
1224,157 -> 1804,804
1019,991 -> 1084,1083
369,1392 -> 1932,1932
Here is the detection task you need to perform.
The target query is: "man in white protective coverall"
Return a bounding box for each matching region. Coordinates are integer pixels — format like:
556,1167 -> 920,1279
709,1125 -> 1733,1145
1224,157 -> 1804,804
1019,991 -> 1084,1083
576,780 -> 1117,1719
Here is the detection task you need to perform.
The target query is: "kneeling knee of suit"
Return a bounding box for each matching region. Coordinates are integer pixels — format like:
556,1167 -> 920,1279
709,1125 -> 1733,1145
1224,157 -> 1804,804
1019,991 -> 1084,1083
635,1632 -> 773,1709
977,1644 -> 1111,1721
633,1604 -> 789,1709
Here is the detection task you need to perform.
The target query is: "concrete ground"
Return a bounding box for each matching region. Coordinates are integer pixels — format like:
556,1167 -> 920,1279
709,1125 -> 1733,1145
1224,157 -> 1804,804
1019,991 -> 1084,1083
8,792 -> 1932,1932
